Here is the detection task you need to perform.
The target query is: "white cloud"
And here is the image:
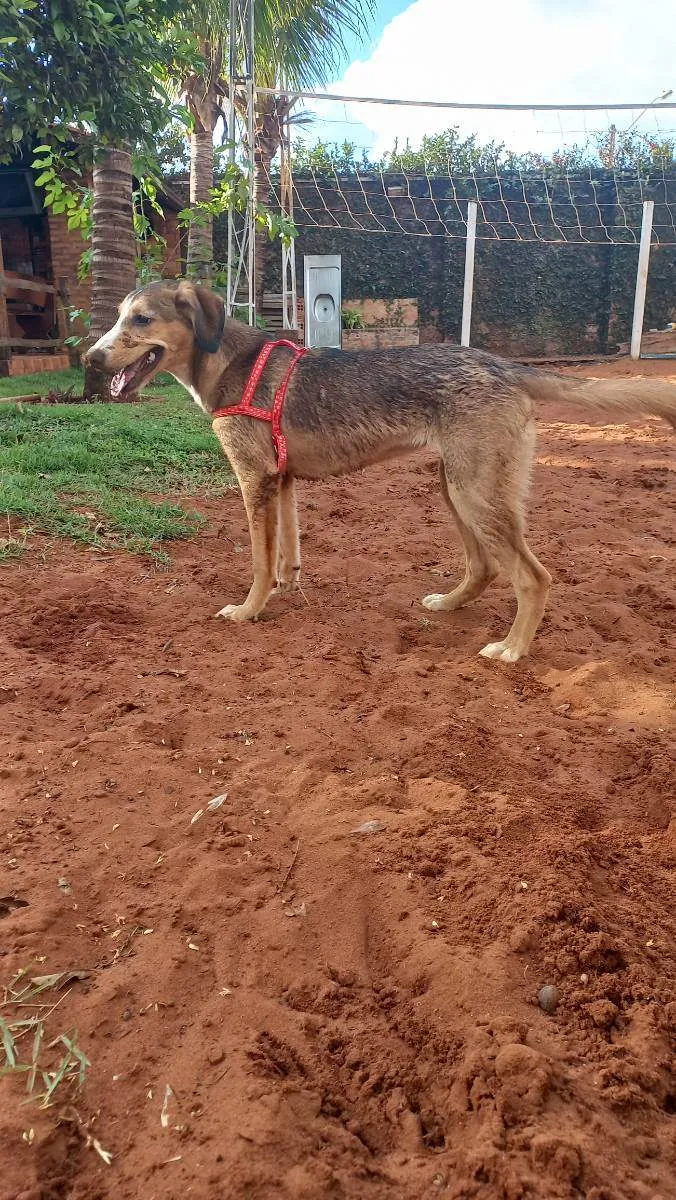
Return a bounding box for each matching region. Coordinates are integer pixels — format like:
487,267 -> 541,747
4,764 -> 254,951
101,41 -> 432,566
308,0 -> 675,157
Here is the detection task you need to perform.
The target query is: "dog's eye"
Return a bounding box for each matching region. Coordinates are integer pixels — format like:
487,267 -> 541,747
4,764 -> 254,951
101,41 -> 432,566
133,314 -> 152,327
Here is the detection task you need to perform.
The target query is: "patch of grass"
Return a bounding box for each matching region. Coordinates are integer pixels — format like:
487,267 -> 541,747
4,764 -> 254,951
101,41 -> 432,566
0,369 -> 234,559
0,366 -> 86,399
0,514 -> 33,562
0,969 -> 90,1108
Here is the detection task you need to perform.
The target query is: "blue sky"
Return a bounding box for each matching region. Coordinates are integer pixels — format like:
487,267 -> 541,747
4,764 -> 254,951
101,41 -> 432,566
341,0 -> 412,61
299,0 -> 675,160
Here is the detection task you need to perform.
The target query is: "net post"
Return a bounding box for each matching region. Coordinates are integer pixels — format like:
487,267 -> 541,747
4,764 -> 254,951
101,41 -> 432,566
461,200 -> 478,347
630,200 -> 654,360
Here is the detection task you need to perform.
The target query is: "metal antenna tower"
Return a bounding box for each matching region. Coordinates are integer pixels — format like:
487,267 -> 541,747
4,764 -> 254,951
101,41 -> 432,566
279,87 -> 299,332
226,0 -> 298,331
226,0 -> 255,324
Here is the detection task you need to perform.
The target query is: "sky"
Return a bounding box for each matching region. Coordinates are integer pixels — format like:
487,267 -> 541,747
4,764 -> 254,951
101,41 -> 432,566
299,0 -> 676,159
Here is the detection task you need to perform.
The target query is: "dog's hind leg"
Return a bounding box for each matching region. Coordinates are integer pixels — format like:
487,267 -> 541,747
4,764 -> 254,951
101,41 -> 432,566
432,415 -> 551,661
467,427 -> 550,662
477,533 -> 551,662
423,462 -> 499,612
217,471 -> 281,621
274,476 -> 301,593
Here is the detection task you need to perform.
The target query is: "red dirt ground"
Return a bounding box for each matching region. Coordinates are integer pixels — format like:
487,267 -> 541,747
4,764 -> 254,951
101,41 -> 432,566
0,360 -> 674,1200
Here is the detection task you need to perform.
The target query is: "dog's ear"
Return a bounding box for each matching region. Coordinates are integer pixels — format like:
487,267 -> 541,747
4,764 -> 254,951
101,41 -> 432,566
175,281 -> 225,353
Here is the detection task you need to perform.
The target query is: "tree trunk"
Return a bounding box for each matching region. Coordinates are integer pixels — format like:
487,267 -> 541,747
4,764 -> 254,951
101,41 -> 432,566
186,76 -> 218,283
83,144 -> 137,402
254,147 -> 273,317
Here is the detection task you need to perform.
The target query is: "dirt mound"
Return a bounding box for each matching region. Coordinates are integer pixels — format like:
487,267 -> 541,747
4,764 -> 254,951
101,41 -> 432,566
0,361 -> 674,1199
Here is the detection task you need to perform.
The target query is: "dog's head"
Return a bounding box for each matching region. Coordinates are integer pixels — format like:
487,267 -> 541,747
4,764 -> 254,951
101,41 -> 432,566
85,280 -> 226,398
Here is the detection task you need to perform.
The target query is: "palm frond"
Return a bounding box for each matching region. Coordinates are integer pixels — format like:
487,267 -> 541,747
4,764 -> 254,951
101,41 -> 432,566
184,0 -> 374,90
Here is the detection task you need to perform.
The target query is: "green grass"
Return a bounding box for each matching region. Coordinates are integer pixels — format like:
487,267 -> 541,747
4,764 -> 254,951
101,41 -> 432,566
0,369 -> 234,561
1,968 -> 90,1109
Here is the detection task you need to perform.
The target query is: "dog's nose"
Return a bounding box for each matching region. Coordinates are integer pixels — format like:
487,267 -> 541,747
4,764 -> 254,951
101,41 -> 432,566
84,344 -> 106,367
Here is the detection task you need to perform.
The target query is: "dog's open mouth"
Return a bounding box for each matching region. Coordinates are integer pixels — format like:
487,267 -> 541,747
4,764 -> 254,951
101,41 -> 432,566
110,347 -> 164,398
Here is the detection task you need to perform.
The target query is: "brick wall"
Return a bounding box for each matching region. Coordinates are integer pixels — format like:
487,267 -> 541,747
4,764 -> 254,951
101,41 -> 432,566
156,210 -> 183,277
8,352 -> 70,376
342,328 -> 419,351
47,211 -> 91,336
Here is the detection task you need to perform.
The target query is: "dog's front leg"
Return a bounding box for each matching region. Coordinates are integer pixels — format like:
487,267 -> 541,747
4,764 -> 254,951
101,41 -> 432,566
274,476 -> 301,593
217,472 -> 280,622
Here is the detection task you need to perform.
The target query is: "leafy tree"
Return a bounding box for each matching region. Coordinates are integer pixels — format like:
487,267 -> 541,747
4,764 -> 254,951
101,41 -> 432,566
0,0 -> 194,398
289,126 -> 676,178
0,0 -> 188,156
154,120 -> 193,176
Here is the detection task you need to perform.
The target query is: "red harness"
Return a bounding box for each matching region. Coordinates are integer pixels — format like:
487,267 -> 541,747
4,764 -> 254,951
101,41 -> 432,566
211,339 -> 307,475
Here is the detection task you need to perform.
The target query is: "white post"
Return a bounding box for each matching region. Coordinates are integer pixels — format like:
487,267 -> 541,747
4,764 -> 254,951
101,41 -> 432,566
630,200 -> 654,359
461,200 -> 478,347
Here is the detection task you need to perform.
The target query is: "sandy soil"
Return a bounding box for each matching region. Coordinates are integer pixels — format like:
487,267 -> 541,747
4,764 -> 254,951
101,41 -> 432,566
0,359 -> 674,1200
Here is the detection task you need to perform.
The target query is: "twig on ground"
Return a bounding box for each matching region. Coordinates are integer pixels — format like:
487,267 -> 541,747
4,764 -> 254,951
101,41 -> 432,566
276,840 -> 300,895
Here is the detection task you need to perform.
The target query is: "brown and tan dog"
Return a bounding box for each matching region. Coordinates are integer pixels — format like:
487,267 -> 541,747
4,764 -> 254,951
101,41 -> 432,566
87,280 -> 676,661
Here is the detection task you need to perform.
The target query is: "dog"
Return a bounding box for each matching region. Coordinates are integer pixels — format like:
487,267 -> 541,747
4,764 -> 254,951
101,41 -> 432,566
86,280 -> 676,662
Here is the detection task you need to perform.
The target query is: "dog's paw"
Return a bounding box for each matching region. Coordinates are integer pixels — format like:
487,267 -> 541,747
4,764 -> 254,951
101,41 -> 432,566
215,604 -> 256,622
273,578 -> 300,594
478,639 -> 522,663
274,564 -> 301,594
422,592 -> 448,612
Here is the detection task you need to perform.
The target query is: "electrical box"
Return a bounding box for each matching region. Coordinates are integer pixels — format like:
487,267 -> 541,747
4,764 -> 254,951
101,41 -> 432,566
303,254 -> 341,349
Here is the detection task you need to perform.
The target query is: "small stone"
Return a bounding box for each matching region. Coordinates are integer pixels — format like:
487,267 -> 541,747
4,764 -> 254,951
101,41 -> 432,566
538,984 -> 560,1014
208,1047 -> 225,1066
351,820 -> 385,835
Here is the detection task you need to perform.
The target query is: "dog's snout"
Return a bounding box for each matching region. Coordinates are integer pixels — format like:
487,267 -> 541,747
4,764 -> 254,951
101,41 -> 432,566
84,343 -> 107,367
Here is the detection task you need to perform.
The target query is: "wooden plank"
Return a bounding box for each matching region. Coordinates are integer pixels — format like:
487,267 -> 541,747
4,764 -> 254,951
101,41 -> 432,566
55,276 -> 70,340
0,338 -> 66,349
0,273 -> 57,296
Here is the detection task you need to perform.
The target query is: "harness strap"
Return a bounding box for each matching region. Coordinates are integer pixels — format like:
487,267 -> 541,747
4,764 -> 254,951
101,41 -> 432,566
211,339 -> 308,475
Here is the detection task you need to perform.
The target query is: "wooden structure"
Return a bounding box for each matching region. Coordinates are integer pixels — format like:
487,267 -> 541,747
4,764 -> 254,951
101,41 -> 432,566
0,236 -> 71,376
0,150 -> 185,378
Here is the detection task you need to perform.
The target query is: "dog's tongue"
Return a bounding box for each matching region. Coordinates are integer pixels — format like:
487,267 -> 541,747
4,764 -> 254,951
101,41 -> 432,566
110,364 -> 135,397
110,351 -> 151,397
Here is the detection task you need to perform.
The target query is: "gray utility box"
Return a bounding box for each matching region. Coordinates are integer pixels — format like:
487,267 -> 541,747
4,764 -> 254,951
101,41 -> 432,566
303,254 -> 341,349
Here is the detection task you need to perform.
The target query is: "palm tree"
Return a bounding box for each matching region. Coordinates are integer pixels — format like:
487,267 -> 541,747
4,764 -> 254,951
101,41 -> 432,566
182,0 -> 373,296
182,42 -> 227,282
83,145 -> 137,401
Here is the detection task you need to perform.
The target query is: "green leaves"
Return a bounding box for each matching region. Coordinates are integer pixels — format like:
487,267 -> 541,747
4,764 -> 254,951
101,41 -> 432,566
289,126 -> 676,179
177,162 -> 297,250
30,144 -> 93,244
0,0 -> 197,157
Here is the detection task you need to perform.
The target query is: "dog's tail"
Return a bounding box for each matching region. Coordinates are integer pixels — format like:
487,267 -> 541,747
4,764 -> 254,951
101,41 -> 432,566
515,370 -> 676,431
